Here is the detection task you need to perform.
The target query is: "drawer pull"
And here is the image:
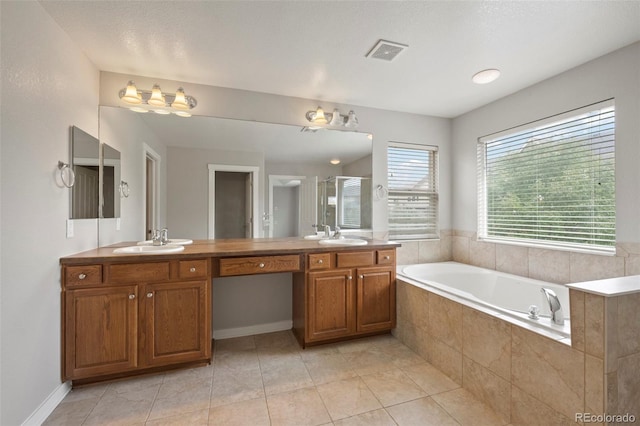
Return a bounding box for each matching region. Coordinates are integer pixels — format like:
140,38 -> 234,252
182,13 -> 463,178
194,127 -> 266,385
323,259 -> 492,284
147,292 -> 153,298
78,273 -> 87,280
384,255 -> 390,260
317,259 -> 323,264
259,263 -> 265,268
128,294 -> 136,300
190,267 -> 196,272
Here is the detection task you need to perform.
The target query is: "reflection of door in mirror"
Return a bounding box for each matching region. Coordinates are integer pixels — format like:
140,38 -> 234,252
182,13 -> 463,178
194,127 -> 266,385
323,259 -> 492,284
101,144 -> 121,218
71,126 -> 100,219
144,144 -> 161,241
268,175 -> 316,238
215,171 -> 252,238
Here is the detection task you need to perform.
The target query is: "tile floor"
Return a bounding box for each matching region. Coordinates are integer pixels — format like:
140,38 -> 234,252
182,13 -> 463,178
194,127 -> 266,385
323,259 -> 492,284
44,331 -> 510,425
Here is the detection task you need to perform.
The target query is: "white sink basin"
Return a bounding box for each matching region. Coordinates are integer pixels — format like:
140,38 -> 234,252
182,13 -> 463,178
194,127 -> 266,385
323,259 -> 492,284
303,234 -> 325,240
113,244 -> 185,254
137,239 -> 193,246
318,238 -> 368,246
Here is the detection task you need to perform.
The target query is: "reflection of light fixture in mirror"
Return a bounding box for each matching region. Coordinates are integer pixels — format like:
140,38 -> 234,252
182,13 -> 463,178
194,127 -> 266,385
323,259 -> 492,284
344,110 -> 359,128
305,106 -> 358,128
330,159 -> 341,165
118,81 -> 197,117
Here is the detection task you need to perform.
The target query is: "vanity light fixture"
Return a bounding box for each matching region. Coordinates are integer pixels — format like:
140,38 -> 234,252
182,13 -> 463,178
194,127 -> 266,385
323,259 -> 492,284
118,81 -> 197,117
305,106 -> 358,128
472,68 -> 501,84
330,159 -> 341,165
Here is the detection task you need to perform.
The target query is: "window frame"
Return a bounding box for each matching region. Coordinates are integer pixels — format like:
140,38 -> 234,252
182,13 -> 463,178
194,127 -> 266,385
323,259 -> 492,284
387,142 -> 439,241
477,99 -> 616,255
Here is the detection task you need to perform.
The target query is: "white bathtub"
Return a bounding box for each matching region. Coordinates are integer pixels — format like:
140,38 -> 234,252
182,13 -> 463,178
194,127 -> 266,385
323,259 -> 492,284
397,262 -> 571,340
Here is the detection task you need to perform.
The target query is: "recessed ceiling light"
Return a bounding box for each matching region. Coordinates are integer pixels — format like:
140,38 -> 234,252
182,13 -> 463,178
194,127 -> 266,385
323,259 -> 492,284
472,69 -> 501,84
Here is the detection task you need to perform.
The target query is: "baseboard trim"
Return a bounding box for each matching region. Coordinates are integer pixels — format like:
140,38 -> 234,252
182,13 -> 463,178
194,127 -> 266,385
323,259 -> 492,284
213,320 -> 292,340
21,381 -> 71,426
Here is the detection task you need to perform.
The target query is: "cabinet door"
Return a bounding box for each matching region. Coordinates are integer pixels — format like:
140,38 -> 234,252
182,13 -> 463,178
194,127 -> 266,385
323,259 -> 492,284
64,286 -> 138,380
356,267 -> 396,333
307,269 -> 355,342
142,280 -> 210,366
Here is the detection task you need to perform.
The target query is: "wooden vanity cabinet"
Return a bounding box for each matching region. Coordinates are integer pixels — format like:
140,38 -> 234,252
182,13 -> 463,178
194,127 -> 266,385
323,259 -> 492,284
296,249 -> 396,347
62,259 -> 211,382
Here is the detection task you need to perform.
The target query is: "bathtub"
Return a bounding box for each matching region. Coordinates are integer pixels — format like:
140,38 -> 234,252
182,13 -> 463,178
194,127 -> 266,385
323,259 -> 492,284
397,262 -> 571,340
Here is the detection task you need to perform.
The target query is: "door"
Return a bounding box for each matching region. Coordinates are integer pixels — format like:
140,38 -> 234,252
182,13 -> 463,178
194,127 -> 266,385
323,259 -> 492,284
307,269 -> 355,341
356,267 -> 396,333
64,286 -> 138,380
142,280 -> 210,366
214,171 -> 250,238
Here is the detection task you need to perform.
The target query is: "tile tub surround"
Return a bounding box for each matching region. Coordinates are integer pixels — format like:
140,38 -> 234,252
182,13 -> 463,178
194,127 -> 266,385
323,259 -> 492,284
43,331 -> 509,425
394,277 -> 640,425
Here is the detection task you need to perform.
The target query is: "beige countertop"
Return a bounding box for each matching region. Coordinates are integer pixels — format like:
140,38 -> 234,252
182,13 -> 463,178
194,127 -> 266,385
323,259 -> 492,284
566,275 -> 640,297
60,237 -> 401,265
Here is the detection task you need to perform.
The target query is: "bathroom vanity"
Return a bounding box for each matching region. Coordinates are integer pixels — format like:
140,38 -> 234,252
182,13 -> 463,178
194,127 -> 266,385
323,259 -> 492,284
60,238 -> 399,384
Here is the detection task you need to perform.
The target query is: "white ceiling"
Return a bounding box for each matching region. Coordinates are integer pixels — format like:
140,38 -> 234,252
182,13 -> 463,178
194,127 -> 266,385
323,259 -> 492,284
41,1 -> 639,118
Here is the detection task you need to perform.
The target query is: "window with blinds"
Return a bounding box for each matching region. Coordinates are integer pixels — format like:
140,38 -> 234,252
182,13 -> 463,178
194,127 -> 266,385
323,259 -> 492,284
387,143 -> 439,240
477,99 -> 615,253
339,177 -> 362,228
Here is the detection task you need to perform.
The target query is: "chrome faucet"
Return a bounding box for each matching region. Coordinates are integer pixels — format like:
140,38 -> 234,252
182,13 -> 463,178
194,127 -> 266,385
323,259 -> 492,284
540,288 -> 564,325
332,226 -> 342,239
151,228 -> 170,246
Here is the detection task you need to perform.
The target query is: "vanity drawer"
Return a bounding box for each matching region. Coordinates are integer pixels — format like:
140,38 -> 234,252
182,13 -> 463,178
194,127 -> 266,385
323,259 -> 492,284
106,262 -> 170,283
336,251 -> 375,268
308,253 -> 332,270
376,250 -> 396,265
178,259 -> 209,279
65,265 -> 102,287
219,255 -> 301,276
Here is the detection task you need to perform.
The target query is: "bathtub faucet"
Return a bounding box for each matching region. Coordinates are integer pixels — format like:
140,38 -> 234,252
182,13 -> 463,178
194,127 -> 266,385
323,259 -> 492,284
540,288 -> 564,326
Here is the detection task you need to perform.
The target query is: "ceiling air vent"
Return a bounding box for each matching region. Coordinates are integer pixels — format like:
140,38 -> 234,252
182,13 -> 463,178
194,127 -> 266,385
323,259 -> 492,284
366,39 -> 408,62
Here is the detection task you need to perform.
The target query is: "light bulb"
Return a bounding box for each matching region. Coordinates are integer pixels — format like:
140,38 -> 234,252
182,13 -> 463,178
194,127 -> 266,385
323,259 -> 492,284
129,106 -> 148,113
171,87 -> 189,110
344,110 -> 359,128
312,107 -> 328,124
329,109 -> 342,126
148,84 -> 166,107
153,109 -> 171,115
472,69 -> 501,84
121,81 -> 142,104
174,111 -> 192,118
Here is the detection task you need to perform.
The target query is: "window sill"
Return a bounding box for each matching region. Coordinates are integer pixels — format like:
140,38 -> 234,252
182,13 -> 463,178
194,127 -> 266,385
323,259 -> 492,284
478,236 -> 616,257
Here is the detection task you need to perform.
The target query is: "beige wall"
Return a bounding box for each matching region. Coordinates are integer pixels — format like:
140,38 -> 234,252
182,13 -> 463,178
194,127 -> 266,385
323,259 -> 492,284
0,2 -> 100,424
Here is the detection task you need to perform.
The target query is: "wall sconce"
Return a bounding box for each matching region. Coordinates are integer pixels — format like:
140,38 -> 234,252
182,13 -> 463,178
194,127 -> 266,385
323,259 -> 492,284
305,107 -> 358,128
118,81 -> 197,117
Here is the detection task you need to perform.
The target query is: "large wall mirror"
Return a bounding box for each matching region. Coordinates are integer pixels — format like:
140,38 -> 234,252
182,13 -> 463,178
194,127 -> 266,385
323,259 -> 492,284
98,106 -> 372,243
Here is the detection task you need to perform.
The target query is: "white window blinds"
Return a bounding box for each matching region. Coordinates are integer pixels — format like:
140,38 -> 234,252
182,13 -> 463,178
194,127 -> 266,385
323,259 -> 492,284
477,100 -> 615,252
339,177 -> 361,228
387,143 -> 439,240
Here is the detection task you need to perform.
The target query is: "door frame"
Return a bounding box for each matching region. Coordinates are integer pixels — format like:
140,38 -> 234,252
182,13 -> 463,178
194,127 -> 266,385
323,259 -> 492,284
143,143 -> 161,241
208,164 -> 260,239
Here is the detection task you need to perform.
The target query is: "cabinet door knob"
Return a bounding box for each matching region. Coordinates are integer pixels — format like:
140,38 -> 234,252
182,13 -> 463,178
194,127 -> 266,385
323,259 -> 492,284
128,294 -> 136,300
78,273 -> 87,280
359,275 -> 364,279
190,267 -> 196,272
147,292 -> 153,298
348,276 -> 353,280
259,263 -> 265,268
